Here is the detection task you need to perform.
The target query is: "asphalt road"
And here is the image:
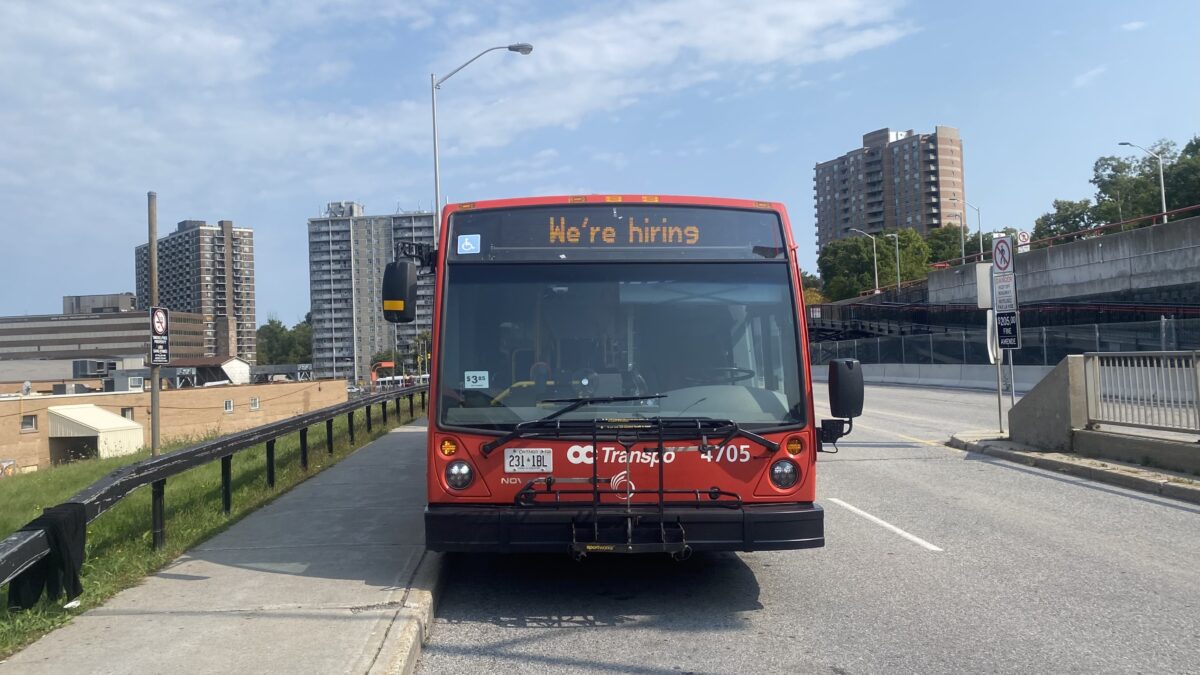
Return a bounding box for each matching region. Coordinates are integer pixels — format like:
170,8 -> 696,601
418,384 -> 1200,674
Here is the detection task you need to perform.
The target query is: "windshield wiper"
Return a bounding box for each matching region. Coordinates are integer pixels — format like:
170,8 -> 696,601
627,416 -> 779,453
480,394 -> 666,456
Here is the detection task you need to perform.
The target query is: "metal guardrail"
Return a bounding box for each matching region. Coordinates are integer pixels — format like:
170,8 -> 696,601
1083,351 -> 1199,434
0,385 -> 428,590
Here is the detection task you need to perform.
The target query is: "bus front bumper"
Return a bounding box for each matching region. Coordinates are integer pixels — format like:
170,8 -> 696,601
425,502 -> 824,553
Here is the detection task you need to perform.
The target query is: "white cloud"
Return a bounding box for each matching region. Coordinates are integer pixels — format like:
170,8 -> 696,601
1072,65 -> 1107,88
1120,20 -> 1147,31
434,0 -> 912,151
0,0 -> 912,319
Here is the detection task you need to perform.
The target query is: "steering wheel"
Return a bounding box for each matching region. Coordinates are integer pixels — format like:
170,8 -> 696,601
684,367 -> 756,385
623,367 -> 649,396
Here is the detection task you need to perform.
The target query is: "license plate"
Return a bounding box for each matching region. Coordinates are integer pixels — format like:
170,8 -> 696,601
504,448 -> 553,473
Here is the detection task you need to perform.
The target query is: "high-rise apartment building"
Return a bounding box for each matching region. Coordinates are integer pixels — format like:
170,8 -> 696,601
307,202 -> 434,382
814,126 -> 966,251
135,220 -> 256,364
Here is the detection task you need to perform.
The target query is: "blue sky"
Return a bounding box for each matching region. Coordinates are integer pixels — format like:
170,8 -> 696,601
1,0 -> 1196,324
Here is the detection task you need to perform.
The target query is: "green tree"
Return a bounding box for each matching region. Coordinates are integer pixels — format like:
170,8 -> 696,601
798,268 -> 826,304
876,228 -> 930,289
255,317 -> 294,365
799,269 -> 822,292
1032,199 -> 1095,242
1164,136 -> 1200,214
924,225 -> 967,265
818,236 -> 877,300
1088,138 -> 1200,227
286,318 -> 312,364
256,314 -> 313,365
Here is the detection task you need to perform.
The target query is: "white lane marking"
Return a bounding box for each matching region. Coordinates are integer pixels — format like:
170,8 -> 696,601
827,497 -> 944,552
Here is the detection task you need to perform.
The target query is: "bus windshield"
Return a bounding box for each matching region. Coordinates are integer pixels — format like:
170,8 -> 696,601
439,262 -> 805,430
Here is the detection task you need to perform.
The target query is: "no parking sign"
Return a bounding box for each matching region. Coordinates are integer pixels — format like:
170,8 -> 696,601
991,237 -> 1020,350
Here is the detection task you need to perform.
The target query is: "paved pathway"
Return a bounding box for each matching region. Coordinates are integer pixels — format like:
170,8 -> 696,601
4,421 -> 428,674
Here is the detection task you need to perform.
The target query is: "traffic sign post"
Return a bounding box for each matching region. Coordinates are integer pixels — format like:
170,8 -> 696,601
991,235 -> 1021,424
150,306 -> 171,365
991,236 -> 1020,350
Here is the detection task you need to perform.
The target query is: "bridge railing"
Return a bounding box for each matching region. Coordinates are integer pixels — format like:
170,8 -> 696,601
1083,352 -> 1199,434
0,385 -> 428,590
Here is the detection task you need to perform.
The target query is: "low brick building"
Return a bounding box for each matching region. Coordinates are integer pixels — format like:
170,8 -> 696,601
0,380 -> 347,471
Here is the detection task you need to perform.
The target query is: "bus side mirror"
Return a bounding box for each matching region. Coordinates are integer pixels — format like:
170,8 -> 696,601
819,359 -> 863,448
382,261 -> 417,323
827,359 -> 864,419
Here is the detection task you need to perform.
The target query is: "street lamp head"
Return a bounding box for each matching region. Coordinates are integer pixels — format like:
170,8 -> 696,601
1118,141 -> 1132,146
508,43 -> 533,55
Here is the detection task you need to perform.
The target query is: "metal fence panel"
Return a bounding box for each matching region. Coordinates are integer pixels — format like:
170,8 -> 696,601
813,318 -> 1200,367
878,336 -> 904,364
1083,351 -> 1198,433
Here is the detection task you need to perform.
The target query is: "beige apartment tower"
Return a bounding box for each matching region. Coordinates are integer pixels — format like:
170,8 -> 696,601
307,202 -> 435,383
135,220 -> 256,364
814,126 -> 966,250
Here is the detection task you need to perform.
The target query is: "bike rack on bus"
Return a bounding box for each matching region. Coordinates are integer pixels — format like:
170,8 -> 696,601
511,418 -> 764,559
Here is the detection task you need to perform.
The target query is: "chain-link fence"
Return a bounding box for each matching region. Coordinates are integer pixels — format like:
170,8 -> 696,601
810,318 -> 1200,366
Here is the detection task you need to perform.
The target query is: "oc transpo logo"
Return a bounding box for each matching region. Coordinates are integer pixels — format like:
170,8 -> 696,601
610,470 -> 635,501
566,444 -> 677,466
567,444 -> 593,465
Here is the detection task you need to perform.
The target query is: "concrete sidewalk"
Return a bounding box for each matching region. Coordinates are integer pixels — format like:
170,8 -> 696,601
3,420 -> 437,675
950,430 -> 1200,506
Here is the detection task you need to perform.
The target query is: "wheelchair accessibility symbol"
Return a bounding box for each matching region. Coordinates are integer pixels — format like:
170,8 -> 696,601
457,234 -> 480,255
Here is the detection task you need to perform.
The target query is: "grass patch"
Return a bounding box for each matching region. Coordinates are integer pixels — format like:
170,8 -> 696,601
0,433 -> 217,541
0,402 -> 425,659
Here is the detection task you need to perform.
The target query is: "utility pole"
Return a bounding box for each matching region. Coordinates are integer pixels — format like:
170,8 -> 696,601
148,191 -> 161,456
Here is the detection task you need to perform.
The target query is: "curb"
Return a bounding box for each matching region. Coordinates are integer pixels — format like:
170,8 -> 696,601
948,435 -> 1200,507
369,551 -> 444,675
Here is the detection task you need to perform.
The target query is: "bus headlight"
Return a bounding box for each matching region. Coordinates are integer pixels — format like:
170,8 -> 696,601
770,460 -> 799,489
445,461 -> 473,489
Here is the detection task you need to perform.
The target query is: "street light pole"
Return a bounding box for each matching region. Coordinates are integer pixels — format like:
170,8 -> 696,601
966,201 -> 983,258
948,198 -> 967,261
885,233 -> 900,289
1119,141 -> 1169,223
849,228 -> 879,293
431,43 -> 533,241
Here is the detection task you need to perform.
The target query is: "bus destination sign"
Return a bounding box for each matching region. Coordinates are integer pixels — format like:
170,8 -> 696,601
549,215 -> 700,247
450,205 -> 784,262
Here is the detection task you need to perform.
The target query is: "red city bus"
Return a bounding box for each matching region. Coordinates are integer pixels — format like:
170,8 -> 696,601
383,194 -> 863,558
